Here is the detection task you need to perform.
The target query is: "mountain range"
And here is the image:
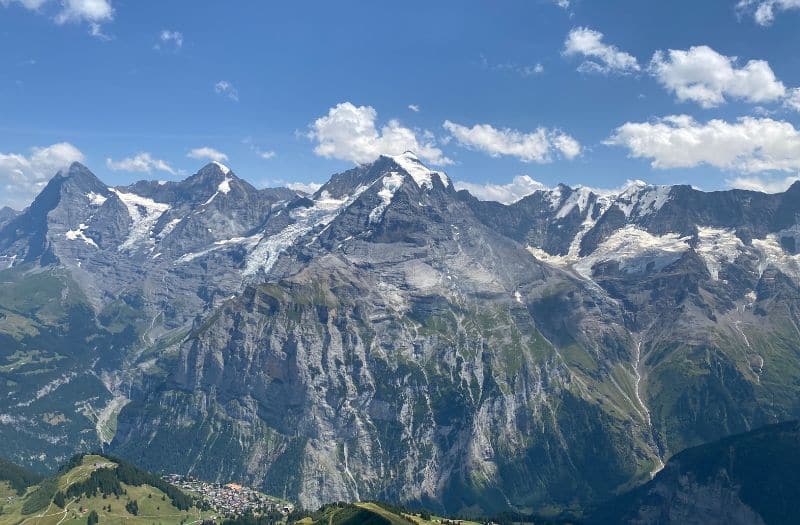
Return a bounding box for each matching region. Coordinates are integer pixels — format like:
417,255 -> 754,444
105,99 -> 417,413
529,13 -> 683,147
1,152 -> 799,516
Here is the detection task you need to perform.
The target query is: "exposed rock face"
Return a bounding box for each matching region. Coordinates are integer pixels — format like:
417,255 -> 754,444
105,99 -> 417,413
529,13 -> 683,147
2,155 -> 800,514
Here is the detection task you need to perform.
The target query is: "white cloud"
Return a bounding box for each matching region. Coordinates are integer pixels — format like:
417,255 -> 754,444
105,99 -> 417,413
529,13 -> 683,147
563,27 -> 639,75
498,62 -> 544,77
649,45 -> 786,108
287,181 -> 323,194
257,150 -> 275,159
155,29 -> 183,50
106,152 -> 176,175
606,115 -> 800,172
0,142 -> 85,209
738,0 -> 800,25
727,174 -> 799,193
555,0 -> 571,8
308,102 -> 451,165
187,147 -> 228,163
443,120 -> 581,163
214,80 -> 239,102
87,22 -> 110,39
455,175 -> 548,204
480,54 -> 545,77
786,88 -> 800,111
1,0 -> 113,36
55,0 -> 112,23
0,0 -> 48,10
408,104 -> 420,113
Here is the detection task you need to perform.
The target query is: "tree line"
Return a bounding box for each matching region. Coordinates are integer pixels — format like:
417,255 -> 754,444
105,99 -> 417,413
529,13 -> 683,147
50,454 -> 196,512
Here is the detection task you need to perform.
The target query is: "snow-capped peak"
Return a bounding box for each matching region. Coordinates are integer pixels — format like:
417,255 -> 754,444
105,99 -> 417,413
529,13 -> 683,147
613,180 -> 672,217
390,151 -> 450,189
211,161 -> 231,175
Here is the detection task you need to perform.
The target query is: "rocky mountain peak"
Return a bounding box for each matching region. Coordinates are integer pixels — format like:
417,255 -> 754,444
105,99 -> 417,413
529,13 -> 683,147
383,151 -> 450,189
196,160 -> 232,178
161,162 -> 258,208
53,162 -> 109,194
316,153 -> 451,202
186,162 -> 237,189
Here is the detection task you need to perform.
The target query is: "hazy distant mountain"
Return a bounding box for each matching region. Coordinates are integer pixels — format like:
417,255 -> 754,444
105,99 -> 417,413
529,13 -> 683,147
1,153 -> 800,515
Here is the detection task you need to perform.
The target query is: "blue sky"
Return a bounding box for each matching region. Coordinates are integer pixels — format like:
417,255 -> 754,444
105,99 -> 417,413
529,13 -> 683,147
1,0 -> 800,208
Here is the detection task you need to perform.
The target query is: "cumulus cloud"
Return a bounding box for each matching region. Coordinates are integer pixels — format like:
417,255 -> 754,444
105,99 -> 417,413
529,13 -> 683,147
187,147 -> 228,163
443,120 -> 581,163
308,102 -> 451,165
649,45 -> 786,108
214,80 -> 239,102
155,29 -> 183,50
606,115 -> 800,173
408,104 -> 420,113
106,152 -> 176,175
1,0 -> 113,36
786,88 -> 800,111
455,175 -> 548,204
727,174 -> 800,193
287,181 -> 323,194
738,0 -> 800,25
55,0 -> 113,24
563,27 -> 640,75
0,142 -> 85,209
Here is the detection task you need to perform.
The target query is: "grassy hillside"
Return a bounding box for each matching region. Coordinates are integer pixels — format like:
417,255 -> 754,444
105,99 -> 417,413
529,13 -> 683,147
0,458 -> 42,496
285,501 -> 482,525
0,454 -> 213,525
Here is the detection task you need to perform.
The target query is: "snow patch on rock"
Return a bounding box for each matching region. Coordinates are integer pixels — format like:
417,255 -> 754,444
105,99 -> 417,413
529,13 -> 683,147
573,226 -> 690,279
158,217 -> 183,239
176,235 -> 260,264
753,234 -> 800,281
244,187 -> 369,276
528,225 -> 692,280
556,187 -> 592,219
695,228 -> 743,280
369,172 -> 405,224
203,176 -> 233,206
86,192 -> 107,206
65,223 -> 98,248
111,188 -> 170,251
218,176 -> 232,194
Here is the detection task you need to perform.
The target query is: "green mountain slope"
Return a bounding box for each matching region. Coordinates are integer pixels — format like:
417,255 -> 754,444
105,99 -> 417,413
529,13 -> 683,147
0,265 -> 146,471
284,501 -> 480,525
0,458 -> 42,496
0,454 -> 212,525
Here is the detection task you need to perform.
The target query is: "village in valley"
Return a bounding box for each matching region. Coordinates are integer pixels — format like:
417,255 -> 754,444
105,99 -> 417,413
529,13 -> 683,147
162,474 -> 294,518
